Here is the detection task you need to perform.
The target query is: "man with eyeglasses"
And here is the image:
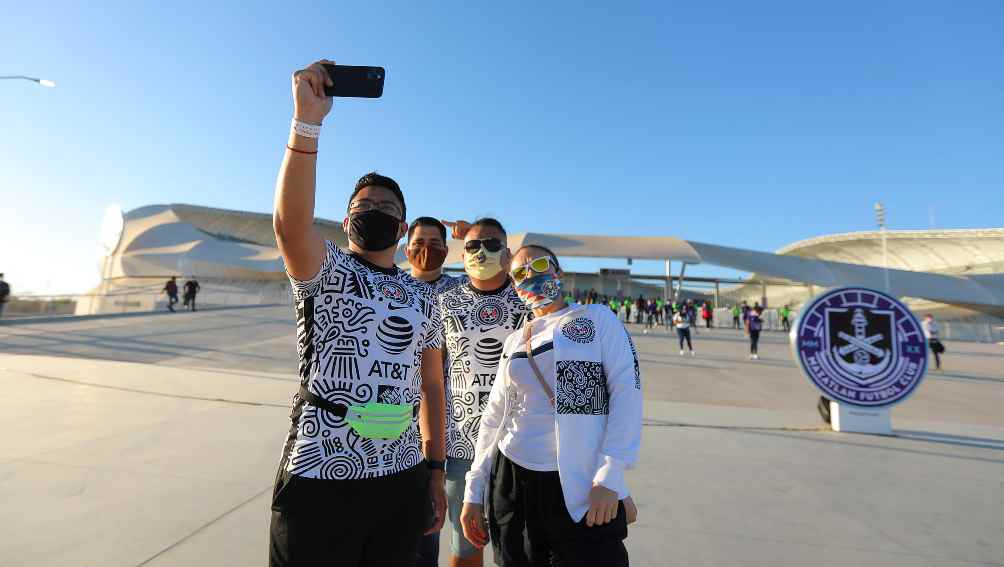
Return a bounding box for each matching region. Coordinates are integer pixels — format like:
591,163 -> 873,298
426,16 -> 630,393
436,218 -> 532,567
270,58 -> 447,567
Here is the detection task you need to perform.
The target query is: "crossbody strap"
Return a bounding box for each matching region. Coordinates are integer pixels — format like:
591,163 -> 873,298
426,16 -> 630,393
522,322 -> 556,409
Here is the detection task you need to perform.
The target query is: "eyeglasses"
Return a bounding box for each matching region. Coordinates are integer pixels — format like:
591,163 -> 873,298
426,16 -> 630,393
510,256 -> 553,283
464,238 -> 504,254
348,199 -> 403,219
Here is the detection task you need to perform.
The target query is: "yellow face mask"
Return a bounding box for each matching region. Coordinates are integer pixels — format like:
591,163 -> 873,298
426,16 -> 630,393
465,247 -> 504,280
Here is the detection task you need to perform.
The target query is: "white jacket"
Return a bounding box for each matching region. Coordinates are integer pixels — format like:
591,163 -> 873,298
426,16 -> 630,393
464,304 -> 643,522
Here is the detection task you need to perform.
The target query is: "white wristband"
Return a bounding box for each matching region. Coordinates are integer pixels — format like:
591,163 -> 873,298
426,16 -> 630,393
292,118 -> 321,139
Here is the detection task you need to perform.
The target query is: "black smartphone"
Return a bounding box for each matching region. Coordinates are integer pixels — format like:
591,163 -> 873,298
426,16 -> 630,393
322,64 -> 385,98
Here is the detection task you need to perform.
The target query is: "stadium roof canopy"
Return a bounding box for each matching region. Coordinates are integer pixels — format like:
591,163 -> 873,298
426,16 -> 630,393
109,204 -> 1004,311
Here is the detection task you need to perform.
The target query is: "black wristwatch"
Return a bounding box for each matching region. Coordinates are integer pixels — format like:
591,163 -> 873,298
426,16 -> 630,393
427,460 -> 446,471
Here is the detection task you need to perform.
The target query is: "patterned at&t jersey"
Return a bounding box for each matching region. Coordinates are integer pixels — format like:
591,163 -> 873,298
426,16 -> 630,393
438,280 -> 531,459
279,241 -> 443,480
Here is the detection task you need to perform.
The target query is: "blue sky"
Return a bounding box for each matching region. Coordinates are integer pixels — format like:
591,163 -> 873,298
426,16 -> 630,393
2,1 -> 1002,294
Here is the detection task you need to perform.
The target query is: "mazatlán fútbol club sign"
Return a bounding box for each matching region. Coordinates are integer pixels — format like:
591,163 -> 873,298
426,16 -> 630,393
791,287 -> 928,407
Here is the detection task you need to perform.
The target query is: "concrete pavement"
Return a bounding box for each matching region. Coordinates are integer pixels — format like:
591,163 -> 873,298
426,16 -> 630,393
1,306 -> 1002,566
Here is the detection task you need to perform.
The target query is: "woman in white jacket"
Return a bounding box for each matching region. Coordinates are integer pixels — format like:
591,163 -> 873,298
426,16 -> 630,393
460,245 -> 643,566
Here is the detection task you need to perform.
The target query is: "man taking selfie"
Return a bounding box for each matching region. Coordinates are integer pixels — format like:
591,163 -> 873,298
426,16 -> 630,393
269,59 -> 447,567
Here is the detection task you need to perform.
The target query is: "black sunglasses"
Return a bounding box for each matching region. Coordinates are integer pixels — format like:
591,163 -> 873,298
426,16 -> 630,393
464,238 -> 504,253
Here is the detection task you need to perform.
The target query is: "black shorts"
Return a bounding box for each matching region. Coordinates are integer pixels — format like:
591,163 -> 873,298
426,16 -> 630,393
489,451 -> 628,567
269,462 -> 431,567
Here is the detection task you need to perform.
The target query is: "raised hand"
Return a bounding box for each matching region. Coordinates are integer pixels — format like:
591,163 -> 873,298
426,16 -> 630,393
442,220 -> 472,240
291,59 -> 335,125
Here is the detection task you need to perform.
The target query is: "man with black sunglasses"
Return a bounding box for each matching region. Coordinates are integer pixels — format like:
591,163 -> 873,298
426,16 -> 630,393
436,218 -> 533,567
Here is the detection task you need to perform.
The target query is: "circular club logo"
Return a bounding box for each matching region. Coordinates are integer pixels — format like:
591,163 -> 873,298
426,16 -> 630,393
377,280 -> 411,304
473,297 -> 508,327
792,287 -> 927,407
561,317 -> 596,344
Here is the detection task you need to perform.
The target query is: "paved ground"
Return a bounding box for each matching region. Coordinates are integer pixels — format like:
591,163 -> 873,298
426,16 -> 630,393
1,306 -> 1002,566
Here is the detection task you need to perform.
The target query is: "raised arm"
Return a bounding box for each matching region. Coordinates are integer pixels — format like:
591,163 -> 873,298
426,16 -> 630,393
273,59 -> 335,281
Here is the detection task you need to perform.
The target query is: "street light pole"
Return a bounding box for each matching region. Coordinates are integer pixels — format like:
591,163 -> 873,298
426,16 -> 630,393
874,202 -> 890,293
0,75 -> 56,88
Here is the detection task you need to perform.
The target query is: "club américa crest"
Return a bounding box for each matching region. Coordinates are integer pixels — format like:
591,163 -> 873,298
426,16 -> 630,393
792,287 -> 927,407
473,297 -> 509,327
561,317 -> 596,344
377,280 -> 411,304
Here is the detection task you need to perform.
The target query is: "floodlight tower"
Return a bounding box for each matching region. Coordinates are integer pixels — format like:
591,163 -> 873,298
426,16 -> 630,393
874,202 -> 890,293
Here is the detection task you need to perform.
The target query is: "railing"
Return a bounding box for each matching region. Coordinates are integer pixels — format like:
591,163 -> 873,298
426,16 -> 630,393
3,284 -> 294,319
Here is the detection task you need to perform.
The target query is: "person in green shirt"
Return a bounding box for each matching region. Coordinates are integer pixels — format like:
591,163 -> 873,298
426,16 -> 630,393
731,305 -> 741,329
655,298 -> 664,326
780,305 -> 792,333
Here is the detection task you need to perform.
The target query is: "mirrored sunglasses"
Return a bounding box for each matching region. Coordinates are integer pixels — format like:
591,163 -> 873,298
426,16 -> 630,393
510,256 -> 552,283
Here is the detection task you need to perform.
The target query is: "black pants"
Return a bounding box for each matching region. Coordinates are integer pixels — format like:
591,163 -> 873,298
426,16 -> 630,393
184,294 -> 197,311
732,316 -> 740,329
676,327 -> 692,351
415,532 -> 439,567
269,463 -> 431,567
781,318 -> 790,332
489,452 -> 628,567
749,330 -> 761,354
167,294 -> 178,311
929,340 -> 942,369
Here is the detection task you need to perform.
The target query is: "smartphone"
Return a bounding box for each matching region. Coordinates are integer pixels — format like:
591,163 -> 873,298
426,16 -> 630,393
322,64 -> 385,98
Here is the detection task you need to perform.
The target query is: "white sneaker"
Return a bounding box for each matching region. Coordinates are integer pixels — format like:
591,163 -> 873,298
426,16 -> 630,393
754,354 -> 759,360
690,350 -> 695,357
680,350 -> 685,356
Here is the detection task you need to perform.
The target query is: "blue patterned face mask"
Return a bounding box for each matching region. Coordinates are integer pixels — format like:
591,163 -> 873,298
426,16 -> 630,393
515,273 -> 563,310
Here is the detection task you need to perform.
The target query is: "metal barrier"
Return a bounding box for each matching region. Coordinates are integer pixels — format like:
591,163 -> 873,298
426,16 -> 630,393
3,283 -> 295,319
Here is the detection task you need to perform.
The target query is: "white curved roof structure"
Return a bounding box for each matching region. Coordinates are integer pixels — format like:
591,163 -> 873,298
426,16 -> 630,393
106,204 -> 347,281
506,230 -> 1004,312
777,228 -> 1004,276
106,204 -> 1004,314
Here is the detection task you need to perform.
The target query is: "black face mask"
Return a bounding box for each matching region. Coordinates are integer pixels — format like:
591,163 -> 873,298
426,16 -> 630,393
348,210 -> 402,251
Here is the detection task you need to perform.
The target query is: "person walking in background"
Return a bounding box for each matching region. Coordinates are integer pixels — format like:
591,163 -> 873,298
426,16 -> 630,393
643,299 -> 656,334
731,304 -> 741,329
922,314 -> 945,371
162,276 -> 179,312
635,295 -> 645,325
740,301 -> 750,327
673,307 -> 694,356
746,306 -> 764,360
701,301 -> 712,329
780,304 -> 792,333
182,278 -> 201,312
0,273 -> 10,319
685,299 -> 698,335
623,297 -> 632,324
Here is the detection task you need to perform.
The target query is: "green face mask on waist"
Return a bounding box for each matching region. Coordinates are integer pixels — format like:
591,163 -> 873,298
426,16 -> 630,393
346,402 -> 413,440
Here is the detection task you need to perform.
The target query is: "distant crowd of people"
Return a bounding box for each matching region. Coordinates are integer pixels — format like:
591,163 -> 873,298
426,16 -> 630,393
567,290 -> 798,360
